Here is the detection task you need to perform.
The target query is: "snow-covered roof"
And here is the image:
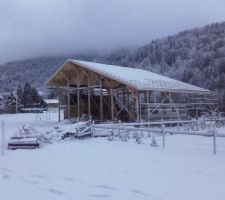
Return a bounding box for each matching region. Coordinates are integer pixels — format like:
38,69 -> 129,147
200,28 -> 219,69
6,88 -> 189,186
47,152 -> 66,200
44,99 -> 59,104
47,59 -> 210,94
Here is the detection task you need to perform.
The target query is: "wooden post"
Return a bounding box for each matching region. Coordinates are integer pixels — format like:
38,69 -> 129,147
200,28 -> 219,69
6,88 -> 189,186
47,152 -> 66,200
161,119 -> 165,148
123,123 -> 125,139
88,75 -> 91,118
123,88 -> 126,105
168,92 -> 172,123
147,90 -> 150,126
92,121 -> 95,138
119,120 -> 121,135
136,91 -> 140,122
58,87 -> 61,122
139,92 -> 142,122
100,80 -> 103,121
212,122 -> 217,155
67,74 -> 70,120
77,70 -> 80,120
144,91 -> 147,104
110,86 -> 114,121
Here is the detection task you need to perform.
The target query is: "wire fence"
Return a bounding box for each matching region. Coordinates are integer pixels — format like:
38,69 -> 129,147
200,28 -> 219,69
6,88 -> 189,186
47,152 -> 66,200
94,119 -> 225,155
1,117 -> 225,155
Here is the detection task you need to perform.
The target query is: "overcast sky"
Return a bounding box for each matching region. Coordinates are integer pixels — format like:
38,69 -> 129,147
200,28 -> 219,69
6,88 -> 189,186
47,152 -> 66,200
1,0 -> 225,64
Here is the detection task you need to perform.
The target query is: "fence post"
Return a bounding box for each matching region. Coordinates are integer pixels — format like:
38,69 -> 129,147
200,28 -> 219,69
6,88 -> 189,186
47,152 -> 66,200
92,121 -> 95,138
150,132 -> 158,147
161,119 -> 165,148
177,121 -> 180,131
118,120 -> 121,135
77,120 -> 80,137
212,122 -> 217,155
1,121 -> 5,156
141,119 -> 143,137
123,123 -> 126,141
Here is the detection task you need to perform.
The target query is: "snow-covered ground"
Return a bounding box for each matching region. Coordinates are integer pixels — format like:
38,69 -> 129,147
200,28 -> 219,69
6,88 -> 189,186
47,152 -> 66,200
0,111 -> 225,200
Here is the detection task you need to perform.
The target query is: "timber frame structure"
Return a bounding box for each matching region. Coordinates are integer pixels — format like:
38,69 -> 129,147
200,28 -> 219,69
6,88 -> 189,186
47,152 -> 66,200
47,59 -> 213,122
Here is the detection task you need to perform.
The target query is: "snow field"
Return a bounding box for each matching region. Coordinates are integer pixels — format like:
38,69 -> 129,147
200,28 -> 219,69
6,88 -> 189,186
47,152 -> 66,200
0,112 -> 225,200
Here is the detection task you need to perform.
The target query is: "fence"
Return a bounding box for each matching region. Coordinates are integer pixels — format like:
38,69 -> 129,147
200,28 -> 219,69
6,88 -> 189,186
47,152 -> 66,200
76,120 -> 93,137
94,118 -> 225,155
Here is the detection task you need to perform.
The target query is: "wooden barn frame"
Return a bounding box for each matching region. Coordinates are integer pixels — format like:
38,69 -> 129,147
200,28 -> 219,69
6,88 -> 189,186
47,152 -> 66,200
46,60 -> 212,122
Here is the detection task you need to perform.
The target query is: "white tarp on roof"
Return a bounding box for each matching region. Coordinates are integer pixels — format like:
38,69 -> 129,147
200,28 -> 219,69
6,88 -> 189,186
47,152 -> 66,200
69,59 -> 209,94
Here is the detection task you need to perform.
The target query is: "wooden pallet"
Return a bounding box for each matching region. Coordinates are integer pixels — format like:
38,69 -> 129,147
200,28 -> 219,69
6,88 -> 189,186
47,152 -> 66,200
8,136 -> 40,150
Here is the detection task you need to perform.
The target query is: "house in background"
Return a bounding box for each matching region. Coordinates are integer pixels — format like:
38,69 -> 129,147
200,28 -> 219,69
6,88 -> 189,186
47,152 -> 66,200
0,95 -> 4,111
46,60 -> 215,122
43,99 -> 59,108
0,93 -> 17,114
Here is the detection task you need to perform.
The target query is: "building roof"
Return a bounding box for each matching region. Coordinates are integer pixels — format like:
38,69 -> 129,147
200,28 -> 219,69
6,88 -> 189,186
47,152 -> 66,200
47,59 -> 210,94
44,99 -> 59,104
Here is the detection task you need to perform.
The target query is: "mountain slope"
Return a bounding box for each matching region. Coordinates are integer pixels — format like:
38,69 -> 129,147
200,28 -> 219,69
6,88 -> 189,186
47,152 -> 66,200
97,22 -> 225,110
0,54 -> 98,93
1,22 -> 225,109
99,22 -> 225,90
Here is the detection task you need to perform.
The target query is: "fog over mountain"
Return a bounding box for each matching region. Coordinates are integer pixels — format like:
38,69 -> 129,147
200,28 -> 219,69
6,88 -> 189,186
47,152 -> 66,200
1,0 -> 225,63
1,22 -> 225,110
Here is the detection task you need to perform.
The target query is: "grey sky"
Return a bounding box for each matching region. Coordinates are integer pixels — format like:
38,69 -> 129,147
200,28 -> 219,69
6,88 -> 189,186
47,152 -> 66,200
1,0 -> 225,64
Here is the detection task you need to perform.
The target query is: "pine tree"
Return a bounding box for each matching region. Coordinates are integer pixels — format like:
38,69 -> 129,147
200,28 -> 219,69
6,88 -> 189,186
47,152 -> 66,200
22,82 -> 43,107
16,84 -> 23,103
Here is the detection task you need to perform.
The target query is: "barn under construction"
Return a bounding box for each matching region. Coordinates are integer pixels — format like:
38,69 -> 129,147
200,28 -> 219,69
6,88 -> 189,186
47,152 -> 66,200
46,59 -> 217,122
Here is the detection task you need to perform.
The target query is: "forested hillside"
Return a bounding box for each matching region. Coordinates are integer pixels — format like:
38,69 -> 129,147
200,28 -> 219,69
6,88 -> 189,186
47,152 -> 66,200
0,54 -> 98,93
99,22 -> 225,90
97,22 -> 225,110
1,22 -> 225,109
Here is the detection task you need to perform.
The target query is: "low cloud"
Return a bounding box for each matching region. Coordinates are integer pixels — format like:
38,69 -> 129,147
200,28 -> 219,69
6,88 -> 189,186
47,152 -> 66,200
1,0 -> 225,63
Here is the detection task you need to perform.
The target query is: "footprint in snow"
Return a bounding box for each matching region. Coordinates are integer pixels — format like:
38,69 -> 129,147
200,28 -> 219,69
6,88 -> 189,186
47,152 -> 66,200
86,193 -> 110,198
37,187 -> 65,196
2,174 -> 10,179
131,189 -> 151,197
63,177 -> 83,182
92,184 -> 118,191
0,167 -> 13,172
26,180 -> 39,185
48,188 -> 64,195
31,174 -> 48,179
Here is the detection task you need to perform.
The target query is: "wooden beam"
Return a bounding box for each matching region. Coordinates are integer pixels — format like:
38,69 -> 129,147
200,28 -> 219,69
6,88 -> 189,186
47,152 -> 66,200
123,88 -> 126,105
100,79 -> 103,121
147,90 -> 150,123
135,90 -> 140,122
58,86 -> 61,122
88,73 -> 91,118
77,70 -> 80,120
67,74 -> 70,120
110,84 -> 114,121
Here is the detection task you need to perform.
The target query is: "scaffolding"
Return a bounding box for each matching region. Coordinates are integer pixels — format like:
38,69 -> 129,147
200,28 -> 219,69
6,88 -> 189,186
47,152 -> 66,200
46,59 -> 212,122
